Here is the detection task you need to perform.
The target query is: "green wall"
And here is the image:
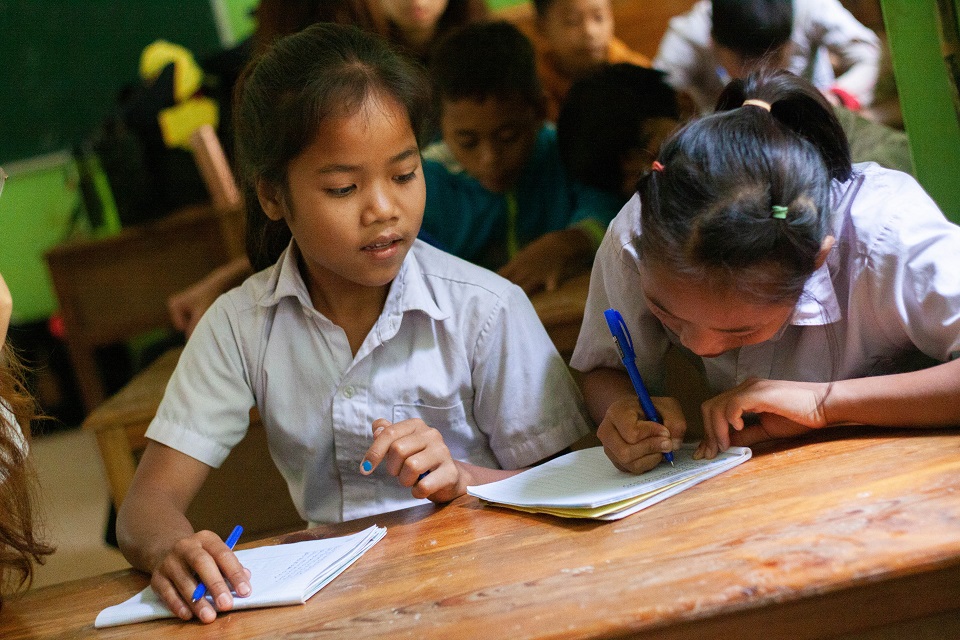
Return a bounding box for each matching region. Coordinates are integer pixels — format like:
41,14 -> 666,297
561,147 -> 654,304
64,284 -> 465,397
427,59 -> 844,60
881,0 -> 960,223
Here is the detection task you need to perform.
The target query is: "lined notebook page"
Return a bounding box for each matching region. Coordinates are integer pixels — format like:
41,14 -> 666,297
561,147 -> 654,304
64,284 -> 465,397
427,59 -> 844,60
468,445 -> 750,509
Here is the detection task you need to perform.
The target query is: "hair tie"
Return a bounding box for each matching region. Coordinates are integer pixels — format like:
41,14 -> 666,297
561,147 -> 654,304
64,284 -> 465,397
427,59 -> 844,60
742,99 -> 772,112
771,205 -> 789,219
651,160 -> 665,173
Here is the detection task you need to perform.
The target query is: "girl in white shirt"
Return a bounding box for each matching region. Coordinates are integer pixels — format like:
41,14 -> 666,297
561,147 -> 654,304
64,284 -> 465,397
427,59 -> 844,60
117,24 -> 590,624
571,69 -> 960,474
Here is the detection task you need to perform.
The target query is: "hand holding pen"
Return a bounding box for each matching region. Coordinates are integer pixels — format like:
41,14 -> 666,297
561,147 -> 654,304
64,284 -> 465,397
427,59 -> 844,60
599,308 -> 684,474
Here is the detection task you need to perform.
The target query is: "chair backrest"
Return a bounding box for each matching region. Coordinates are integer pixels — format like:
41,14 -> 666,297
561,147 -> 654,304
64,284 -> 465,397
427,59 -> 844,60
45,203 -> 244,413
189,124 -> 241,212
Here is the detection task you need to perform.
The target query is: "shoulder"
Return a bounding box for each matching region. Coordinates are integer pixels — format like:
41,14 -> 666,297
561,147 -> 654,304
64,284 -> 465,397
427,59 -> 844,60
412,241 -> 521,306
838,163 -> 958,260
663,0 -> 712,43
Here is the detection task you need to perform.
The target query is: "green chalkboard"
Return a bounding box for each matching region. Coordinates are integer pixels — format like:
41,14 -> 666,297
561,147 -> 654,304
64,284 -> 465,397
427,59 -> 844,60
0,1 -> 223,165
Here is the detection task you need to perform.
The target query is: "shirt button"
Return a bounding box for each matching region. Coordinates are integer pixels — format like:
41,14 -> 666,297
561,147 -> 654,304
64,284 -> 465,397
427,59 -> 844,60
342,385 -> 355,398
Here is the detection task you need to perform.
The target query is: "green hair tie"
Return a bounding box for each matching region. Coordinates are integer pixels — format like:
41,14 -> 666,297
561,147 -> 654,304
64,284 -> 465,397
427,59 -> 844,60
771,205 -> 789,220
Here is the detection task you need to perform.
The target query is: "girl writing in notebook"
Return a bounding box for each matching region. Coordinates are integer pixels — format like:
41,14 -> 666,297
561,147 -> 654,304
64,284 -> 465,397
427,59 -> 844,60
571,69 -> 960,474
117,24 -> 590,624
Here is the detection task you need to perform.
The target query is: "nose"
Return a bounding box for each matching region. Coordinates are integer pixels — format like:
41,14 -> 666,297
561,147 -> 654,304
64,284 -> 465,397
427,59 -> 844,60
362,181 -> 397,226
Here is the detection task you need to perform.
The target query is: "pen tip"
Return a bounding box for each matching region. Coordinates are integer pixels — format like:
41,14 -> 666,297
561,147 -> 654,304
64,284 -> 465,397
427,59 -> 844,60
670,460 -> 675,467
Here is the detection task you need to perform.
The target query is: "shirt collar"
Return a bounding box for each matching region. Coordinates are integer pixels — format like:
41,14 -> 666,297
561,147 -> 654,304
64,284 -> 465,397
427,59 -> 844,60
789,249 -> 841,327
257,241 -> 448,334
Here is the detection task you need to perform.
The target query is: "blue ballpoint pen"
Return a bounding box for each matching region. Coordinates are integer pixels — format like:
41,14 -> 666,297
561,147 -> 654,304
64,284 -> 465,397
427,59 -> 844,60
191,524 -> 244,602
603,308 -> 674,466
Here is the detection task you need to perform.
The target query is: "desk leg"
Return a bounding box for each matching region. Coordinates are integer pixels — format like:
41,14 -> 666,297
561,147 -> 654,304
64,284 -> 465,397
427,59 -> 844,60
94,429 -> 138,512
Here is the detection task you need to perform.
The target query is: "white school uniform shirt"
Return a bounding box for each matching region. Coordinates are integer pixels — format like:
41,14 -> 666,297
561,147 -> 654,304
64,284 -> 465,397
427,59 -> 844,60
653,0 -> 881,113
570,163 -> 960,397
147,240 -> 590,524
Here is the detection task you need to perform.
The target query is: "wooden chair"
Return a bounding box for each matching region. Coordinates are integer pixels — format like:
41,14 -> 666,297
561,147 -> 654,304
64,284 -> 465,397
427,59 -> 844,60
45,202 -> 244,414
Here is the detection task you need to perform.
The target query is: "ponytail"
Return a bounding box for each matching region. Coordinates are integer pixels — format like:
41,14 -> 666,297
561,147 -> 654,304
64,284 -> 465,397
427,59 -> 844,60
638,69 -> 845,303
716,69 -> 852,181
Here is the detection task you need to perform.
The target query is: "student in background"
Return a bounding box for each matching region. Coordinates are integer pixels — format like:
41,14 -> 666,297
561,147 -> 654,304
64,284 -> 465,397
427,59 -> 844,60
654,0 -> 881,115
422,21 -> 623,295
118,24 -> 590,624
557,63 -> 681,201
571,70 -> 960,474
0,264 -> 54,609
376,0 -> 489,63
529,0 -> 651,123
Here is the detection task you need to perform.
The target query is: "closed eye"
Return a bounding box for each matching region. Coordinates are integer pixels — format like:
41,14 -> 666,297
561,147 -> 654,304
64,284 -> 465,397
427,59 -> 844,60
326,185 -> 356,197
395,169 -> 418,184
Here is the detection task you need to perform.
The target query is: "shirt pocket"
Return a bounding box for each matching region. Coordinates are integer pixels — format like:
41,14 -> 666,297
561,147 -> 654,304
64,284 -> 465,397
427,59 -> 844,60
392,401 -> 489,463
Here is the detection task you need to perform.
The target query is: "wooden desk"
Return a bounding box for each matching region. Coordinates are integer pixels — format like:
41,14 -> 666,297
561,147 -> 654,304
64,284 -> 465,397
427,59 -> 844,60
5,429 -> 960,639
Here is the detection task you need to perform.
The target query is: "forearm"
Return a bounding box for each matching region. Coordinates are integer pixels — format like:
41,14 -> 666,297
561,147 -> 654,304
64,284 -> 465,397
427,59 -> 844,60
454,460 -> 522,486
824,359 -> 960,427
117,489 -> 197,573
581,367 -> 637,426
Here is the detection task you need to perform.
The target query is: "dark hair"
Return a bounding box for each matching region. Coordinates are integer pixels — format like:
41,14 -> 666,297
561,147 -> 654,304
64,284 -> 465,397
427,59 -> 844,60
558,64 -> 679,195
531,0 -> 561,17
429,21 -> 544,112
0,347 -> 53,609
711,0 -> 793,60
637,69 -> 851,303
234,22 -> 433,270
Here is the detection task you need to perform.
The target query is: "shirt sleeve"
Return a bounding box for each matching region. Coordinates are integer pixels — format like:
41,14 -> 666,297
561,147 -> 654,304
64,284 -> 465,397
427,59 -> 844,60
809,0 -> 881,106
470,285 -> 591,469
570,195 -> 672,394
145,295 -> 256,468
862,170 -> 960,361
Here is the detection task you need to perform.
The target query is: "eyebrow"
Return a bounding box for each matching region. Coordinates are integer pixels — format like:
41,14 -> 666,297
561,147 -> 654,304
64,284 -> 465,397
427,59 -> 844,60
316,147 -> 420,175
646,294 -> 758,334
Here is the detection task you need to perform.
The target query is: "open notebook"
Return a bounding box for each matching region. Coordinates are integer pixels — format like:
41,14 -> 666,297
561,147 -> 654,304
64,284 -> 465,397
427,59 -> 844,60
468,445 -> 751,520
95,525 -> 386,628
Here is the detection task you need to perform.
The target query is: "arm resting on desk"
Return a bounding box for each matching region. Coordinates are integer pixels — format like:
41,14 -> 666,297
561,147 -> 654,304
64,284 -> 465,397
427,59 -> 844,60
117,441 -> 250,625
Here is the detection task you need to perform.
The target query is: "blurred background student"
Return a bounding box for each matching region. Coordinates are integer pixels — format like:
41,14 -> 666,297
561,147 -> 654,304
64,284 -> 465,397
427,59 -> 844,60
529,0 -> 651,122
654,0 -> 881,114
420,21 -> 623,295
557,63 -> 681,201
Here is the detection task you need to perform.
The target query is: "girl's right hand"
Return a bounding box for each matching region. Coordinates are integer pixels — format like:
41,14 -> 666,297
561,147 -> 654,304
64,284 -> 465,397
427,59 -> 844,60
597,396 -> 686,474
149,531 -> 252,624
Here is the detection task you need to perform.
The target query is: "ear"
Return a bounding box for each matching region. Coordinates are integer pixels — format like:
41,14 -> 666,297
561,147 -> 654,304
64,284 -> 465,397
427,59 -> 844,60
814,235 -> 836,269
256,177 -> 286,222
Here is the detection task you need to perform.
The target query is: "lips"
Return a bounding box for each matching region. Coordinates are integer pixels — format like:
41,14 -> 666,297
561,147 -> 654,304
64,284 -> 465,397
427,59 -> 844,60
362,234 -> 404,258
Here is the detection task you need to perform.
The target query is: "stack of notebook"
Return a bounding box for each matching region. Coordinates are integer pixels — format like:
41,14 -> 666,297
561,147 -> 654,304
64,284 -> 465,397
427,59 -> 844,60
95,525 -> 386,628
468,445 -> 751,520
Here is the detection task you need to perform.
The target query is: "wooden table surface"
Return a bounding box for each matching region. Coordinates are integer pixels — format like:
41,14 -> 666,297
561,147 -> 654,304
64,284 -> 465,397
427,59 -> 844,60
4,428 -> 960,639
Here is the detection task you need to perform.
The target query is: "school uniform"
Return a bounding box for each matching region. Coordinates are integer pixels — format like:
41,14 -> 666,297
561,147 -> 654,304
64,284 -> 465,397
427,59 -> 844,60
571,163 -> 960,395
146,240 -> 590,525
653,0 -> 881,113
420,124 -> 623,271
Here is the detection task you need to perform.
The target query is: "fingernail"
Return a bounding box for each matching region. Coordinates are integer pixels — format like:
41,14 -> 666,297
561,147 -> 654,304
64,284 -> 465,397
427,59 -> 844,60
237,581 -> 251,597
200,606 -> 216,623
216,593 -> 231,609
361,460 -> 373,473
660,439 -> 673,452
373,426 -> 385,437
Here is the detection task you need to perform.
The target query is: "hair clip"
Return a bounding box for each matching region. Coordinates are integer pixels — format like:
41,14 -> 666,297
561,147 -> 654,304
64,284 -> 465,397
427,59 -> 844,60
651,161 -> 665,173
771,205 -> 789,219
742,99 -> 772,112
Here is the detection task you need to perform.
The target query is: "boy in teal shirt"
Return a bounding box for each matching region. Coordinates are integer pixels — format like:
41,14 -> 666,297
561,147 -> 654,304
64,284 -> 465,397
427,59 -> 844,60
421,21 -> 623,294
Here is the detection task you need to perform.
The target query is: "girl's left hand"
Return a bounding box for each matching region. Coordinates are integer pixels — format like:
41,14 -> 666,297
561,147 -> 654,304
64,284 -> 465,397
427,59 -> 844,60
360,418 -> 469,503
696,377 -> 830,459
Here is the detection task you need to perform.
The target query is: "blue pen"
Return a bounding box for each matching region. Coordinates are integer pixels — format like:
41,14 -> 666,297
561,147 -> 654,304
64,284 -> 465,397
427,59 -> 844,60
603,308 -> 674,466
191,524 -> 244,602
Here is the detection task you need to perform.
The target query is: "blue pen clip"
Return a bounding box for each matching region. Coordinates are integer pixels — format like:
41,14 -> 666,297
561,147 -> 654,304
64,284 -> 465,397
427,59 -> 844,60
603,309 -> 673,465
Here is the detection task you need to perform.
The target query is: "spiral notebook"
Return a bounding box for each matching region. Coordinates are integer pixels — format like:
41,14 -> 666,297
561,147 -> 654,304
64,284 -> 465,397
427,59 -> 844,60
95,525 -> 386,628
468,445 -> 751,520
